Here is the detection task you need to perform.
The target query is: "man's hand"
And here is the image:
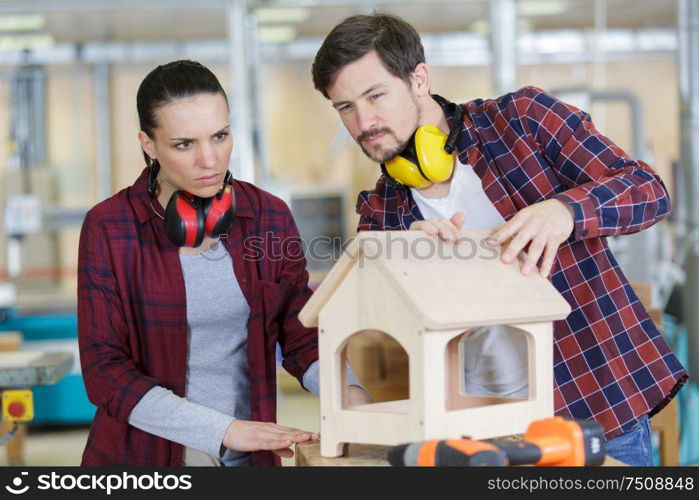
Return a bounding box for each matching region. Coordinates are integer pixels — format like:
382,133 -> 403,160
487,199 -> 574,278
223,419 -> 319,458
409,212 -> 466,241
346,385 -> 372,407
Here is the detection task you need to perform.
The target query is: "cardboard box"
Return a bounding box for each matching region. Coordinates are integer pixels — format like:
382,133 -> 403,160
630,281 -> 653,308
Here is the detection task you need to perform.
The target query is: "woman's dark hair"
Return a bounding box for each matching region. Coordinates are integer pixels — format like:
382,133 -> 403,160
136,60 -> 228,165
312,13 -> 425,99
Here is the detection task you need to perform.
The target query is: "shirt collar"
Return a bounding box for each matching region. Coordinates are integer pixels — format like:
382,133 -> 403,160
430,93 -> 479,160
129,166 -> 255,225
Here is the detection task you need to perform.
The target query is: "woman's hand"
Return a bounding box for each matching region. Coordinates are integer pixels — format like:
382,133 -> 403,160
487,199 -> 575,278
409,212 -> 466,242
223,420 -> 319,458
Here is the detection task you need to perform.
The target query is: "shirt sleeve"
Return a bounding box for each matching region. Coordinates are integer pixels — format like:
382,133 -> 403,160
275,206 -> 320,383
128,386 -> 234,459
77,211 -> 159,422
517,86 -> 671,241
301,360 -> 365,397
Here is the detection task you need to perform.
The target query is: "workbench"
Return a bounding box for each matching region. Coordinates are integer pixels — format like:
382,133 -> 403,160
295,441 -> 627,466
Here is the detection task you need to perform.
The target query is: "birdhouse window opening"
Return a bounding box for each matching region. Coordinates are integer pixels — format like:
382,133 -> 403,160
341,330 -> 410,413
446,325 -> 531,411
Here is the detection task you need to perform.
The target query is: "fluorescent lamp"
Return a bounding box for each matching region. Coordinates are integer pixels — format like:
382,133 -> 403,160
470,20 -> 489,36
0,34 -> 54,51
519,0 -> 569,17
253,7 -> 310,24
257,26 -> 297,44
0,15 -> 45,32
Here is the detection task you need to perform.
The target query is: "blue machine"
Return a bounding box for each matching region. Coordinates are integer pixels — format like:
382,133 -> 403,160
0,309 -> 95,424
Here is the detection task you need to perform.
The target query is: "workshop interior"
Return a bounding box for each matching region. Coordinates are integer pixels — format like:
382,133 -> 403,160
0,0 -> 698,467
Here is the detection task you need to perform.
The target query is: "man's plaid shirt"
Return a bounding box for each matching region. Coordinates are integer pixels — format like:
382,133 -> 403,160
356,87 -> 687,439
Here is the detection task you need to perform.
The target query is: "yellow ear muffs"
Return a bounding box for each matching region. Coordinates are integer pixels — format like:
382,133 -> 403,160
384,154 -> 433,189
384,124 -> 455,189
414,125 -> 454,183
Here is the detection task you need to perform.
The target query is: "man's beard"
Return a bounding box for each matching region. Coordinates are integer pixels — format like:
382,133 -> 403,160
357,128 -> 410,163
356,98 -> 420,163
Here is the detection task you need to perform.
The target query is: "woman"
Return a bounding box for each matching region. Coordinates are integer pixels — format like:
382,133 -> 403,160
77,60 -> 368,466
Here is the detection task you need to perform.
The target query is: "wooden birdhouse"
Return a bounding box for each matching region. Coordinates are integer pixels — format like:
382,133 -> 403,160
299,230 -> 571,457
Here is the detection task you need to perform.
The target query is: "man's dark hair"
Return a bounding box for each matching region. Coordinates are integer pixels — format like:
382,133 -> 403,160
312,13 -> 425,99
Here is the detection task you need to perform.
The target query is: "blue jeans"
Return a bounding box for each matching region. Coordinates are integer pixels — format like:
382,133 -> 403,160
604,415 -> 653,466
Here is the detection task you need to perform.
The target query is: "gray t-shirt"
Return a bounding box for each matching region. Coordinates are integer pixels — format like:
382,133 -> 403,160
127,245 -> 359,466
129,249 -> 251,465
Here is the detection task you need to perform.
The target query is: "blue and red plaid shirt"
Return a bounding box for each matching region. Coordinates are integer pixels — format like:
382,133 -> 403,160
356,86 -> 688,439
78,167 -> 318,466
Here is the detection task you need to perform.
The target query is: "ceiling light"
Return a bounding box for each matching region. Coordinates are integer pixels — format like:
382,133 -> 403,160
0,15 -> 45,32
0,34 -> 54,51
519,0 -> 569,17
257,26 -> 297,44
518,19 -> 533,34
253,7 -> 310,24
470,20 -> 489,36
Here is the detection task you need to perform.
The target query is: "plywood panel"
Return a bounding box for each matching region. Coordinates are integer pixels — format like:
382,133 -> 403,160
367,230 -> 571,329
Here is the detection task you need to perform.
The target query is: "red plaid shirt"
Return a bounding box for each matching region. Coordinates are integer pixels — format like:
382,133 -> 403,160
356,87 -> 688,439
78,167 -> 318,466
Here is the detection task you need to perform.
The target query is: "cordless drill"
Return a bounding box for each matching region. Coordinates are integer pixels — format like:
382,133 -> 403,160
388,417 -> 606,466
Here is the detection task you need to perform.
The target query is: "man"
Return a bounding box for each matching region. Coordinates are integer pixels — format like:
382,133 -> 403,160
311,13 -> 687,466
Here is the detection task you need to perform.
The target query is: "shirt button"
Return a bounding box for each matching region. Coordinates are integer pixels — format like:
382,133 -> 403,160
582,229 -> 589,237
241,278 -> 247,284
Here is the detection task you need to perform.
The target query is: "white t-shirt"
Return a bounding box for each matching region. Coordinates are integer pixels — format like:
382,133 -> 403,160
411,159 -> 529,398
411,157 -> 506,229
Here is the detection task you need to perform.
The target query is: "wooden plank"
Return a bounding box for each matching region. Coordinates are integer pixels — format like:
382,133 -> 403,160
367,231 -> 571,329
650,398 -> 679,466
0,332 -> 22,353
647,308 -> 664,332
0,352 -> 44,367
630,281 -> 653,308
301,230 -> 572,330
350,399 -> 410,413
421,323 -> 553,441
318,265 -> 426,456
296,442 -> 390,466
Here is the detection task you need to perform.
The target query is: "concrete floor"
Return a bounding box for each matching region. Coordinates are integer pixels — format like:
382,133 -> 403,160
0,374 -> 319,467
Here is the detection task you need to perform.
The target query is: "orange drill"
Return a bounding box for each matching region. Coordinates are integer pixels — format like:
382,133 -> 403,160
388,417 -> 606,466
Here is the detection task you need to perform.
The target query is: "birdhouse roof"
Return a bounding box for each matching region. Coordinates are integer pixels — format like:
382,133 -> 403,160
299,230 -> 571,330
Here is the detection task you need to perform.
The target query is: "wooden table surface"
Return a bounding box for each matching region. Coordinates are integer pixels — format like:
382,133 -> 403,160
295,440 -> 626,467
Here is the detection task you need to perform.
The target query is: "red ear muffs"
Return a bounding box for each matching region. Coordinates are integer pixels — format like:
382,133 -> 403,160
162,172 -> 236,248
202,183 -> 236,238
165,191 -> 205,248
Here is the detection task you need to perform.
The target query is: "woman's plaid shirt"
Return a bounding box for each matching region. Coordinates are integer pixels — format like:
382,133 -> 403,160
78,168 -> 318,466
